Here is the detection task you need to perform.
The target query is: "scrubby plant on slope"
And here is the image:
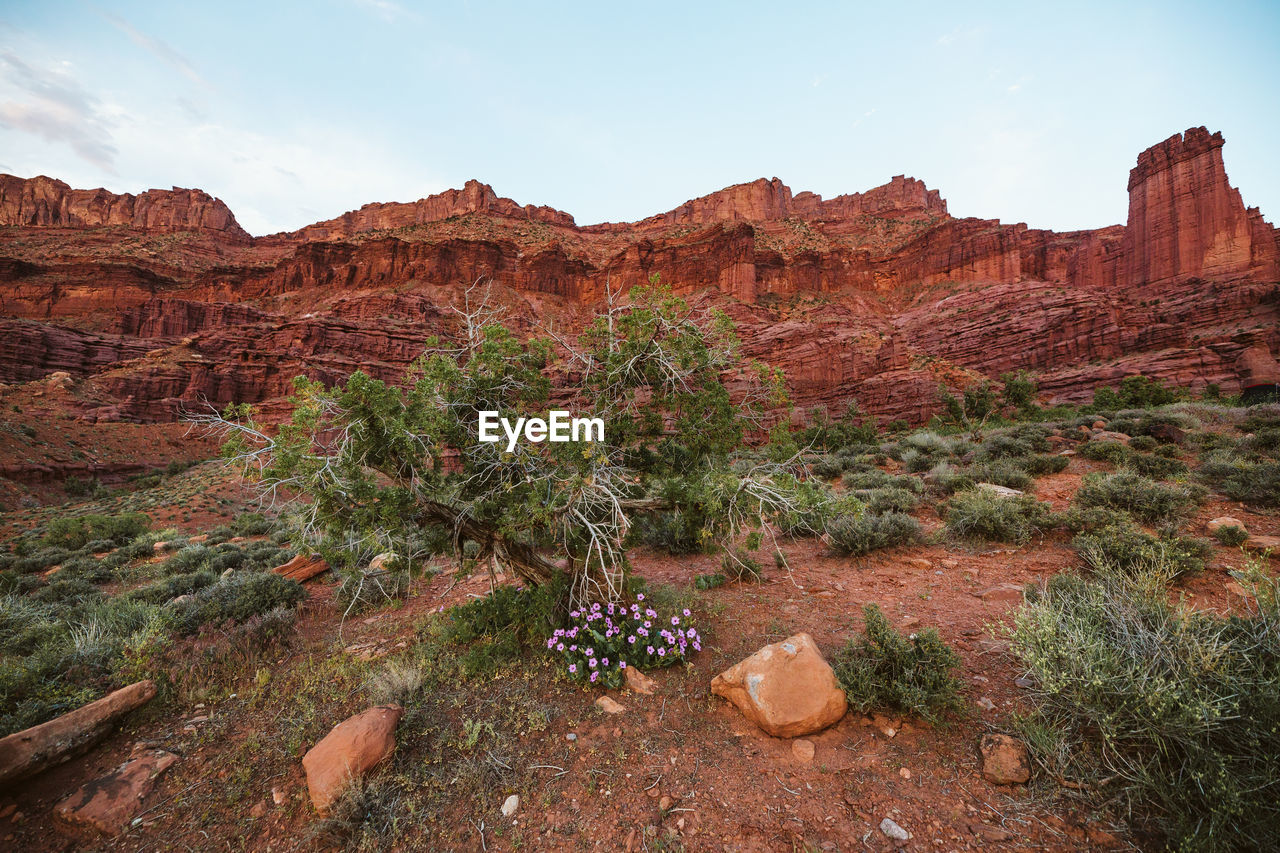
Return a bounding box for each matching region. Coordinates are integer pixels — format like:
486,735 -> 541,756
943,490 -> 1054,543
1073,471 -> 1202,525
826,512 -> 920,556
1009,555 -> 1280,851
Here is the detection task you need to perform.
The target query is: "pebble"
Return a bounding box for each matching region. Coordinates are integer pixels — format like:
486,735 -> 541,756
880,817 -> 910,841
501,794 -> 519,817
565,732 -> 577,741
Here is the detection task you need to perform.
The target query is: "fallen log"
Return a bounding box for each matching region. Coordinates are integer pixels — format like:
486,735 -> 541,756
271,554 -> 330,583
0,680 -> 157,787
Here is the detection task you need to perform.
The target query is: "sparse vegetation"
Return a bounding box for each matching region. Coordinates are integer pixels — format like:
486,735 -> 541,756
943,490 -> 1053,543
826,512 -> 921,556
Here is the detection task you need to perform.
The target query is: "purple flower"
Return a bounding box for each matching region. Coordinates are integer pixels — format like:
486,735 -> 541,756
546,638 -> 556,649
570,610 -> 580,618
671,616 -> 680,626
619,661 -> 627,669
586,648 -> 595,657
602,657 -> 609,666
589,658 -> 598,668
627,636 -> 636,644
693,642 -> 702,651
683,609 -> 691,617
643,620 -> 651,628
556,643 -> 565,652
637,593 -> 645,601
569,664 -> 577,673
658,648 -> 666,657
647,646 -> 655,655
590,671 -> 598,682
569,645 -> 577,652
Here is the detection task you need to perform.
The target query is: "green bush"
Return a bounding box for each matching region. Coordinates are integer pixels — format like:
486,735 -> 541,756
861,486 -> 919,514
1090,376 -> 1182,410
1212,524 -> 1250,547
124,571 -> 219,605
1008,561 -> 1280,850
775,482 -> 859,538
1073,472 -> 1202,524
630,510 -> 709,554
39,513 -> 148,551
1214,461 -> 1280,507
969,459 -> 1033,490
1022,453 -> 1070,475
1072,522 -> 1209,578
1129,435 -> 1158,452
171,572 -> 305,634
943,490 -> 1053,543
926,463 -> 974,495
1121,452 -> 1189,481
826,512 -> 920,556
832,604 -> 964,723
1079,440 -> 1131,464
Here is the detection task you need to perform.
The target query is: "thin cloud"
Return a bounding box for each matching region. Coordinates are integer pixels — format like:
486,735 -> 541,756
352,0 -> 409,21
100,11 -> 206,87
0,51 -> 117,171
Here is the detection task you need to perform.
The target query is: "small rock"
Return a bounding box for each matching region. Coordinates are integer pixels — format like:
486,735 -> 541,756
249,801 -> 267,818
977,697 -> 996,711
501,794 -> 519,817
791,739 -> 815,762
939,559 -> 959,569
880,817 -> 910,841
977,583 -> 1024,603
1245,534 -> 1280,557
1093,430 -> 1132,444
1091,420 -> 1107,430
975,483 -> 1023,498
565,732 -> 577,742
979,733 -> 1031,784
1014,675 -> 1034,688
1206,516 -> 1246,535
595,696 -> 626,715
658,795 -> 673,811
272,787 -> 286,805
898,767 -> 911,779
624,666 -> 657,695
904,557 -> 932,570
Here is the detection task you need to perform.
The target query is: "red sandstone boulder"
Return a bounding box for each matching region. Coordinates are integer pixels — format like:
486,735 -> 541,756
302,705 -> 403,815
710,633 -> 847,737
272,554 -> 329,583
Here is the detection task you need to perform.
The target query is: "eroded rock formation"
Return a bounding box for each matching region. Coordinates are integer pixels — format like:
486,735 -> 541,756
0,127 -> 1276,425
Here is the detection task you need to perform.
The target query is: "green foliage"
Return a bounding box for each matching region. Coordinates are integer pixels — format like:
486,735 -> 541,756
774,480 -> 860,538
833,604 -> 964,723
1090,375 -> 1183,410
798,401 -> 880,451
441,578 -> 570,679
861,486 -> 919,514
1073,522 -> 1210,578
826,512 -> 920,556
170,572 -> 306,635
1000,370 -> 1038,412
1008,559 -> 1280,851
1212,524 -> 1249,547
217,282 -> 809,604
943,490 -> 1053,543
39,513 -> 148,551
1073,472 -> 1202,524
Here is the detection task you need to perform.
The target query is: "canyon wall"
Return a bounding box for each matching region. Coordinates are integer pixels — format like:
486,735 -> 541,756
0,127 -> 1277,424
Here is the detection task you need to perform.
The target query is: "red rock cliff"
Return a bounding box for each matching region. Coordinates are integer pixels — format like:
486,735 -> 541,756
0,175 -> 248,239
1123,127 -> 1280,285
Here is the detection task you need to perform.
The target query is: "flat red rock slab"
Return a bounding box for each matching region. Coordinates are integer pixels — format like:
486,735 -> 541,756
54,749 -> 178,836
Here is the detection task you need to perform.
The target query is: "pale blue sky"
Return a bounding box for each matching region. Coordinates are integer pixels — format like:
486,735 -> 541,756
0,1 -> 1276,236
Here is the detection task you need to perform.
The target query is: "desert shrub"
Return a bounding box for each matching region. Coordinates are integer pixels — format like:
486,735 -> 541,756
163,545 -> 214,574
1121,452 -> 1189,480
1022,453 -> 1070,475
335,567 -> 412,614
861,486 -> 919,514
1079,440 -> 1131,464
969,459 -> 1033,490
1072,522 -> 1209,578
1000,370 -> 1038,412
441,577 -> 570,679
230,512 -> 275,537
797,402 -> 880,451
826,512 -> 920,556
975,434 -> 1035,461
548,592 -> 702,687
367,660 -> 426,706
926,463 -> 974,495
943,490 -> 1053,543
15,547 -> 71,574
1211,460 -> 1280,507
630,510 -> 709,554
1212,524 -> 1249,547
124,571 -> 218,605
694,572 -> 727,590
841,469 -> 921,493
1008,560 -> 1280,851
1129,435 -> 1158,452
1058,504 -> 1130,533
31,577 -> 102,605
58,556 -> 111,584
170,572 -> 305,634
832,604 -> 963,723
39,513 -> 148,551
1073,472 -> 1202,524
1090,376 -> 1182,410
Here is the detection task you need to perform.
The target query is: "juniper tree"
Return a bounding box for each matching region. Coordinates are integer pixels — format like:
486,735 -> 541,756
203,280 -> 821,606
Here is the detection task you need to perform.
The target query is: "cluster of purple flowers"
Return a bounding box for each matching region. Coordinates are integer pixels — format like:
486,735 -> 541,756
546,593 -> 701,688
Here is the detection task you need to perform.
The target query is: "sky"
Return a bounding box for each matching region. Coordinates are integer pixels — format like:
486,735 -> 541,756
1,1 -> 1277,237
